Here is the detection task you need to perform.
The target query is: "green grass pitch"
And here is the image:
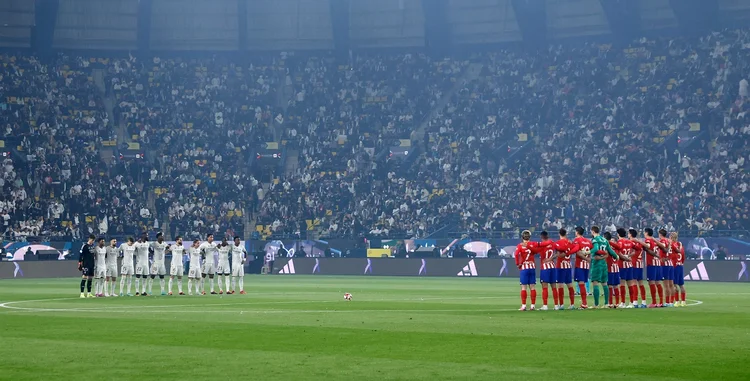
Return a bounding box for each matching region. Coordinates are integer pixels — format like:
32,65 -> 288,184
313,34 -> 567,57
0,276 -> 748,381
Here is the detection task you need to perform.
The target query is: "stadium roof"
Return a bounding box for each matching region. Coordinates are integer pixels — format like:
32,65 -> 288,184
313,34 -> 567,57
1,0 -> 750,52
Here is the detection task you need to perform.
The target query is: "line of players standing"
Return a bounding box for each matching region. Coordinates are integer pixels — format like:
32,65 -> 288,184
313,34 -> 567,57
78,233 -> 248,298
514,226 -> 687,311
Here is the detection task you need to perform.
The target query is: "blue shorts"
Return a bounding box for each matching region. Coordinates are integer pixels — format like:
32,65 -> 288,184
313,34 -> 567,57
574,268 -> 590,283
673,266 -> 684,285
519,269 -> 536,285
632,267 -> 644,281
619,267 -> 633,281
608,272 -> 621,286
556,268 -> 572,284
647,266 -> 662,281
540,269 -> 555,284
662,265 -> 674,281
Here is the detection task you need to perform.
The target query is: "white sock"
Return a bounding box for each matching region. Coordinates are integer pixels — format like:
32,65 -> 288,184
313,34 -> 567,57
210,278 -> 215,292
120,277 -> 125,294
188,279 -> 193,294
147,278 -> 154,293
198,278 -> 204,293
168,278 -> 173,293
127,277 -> 132,294
231,276 -> 237,291
135,278 -> 140,293
239,277 -> 244,292
142,279 -> 147,293
217,275 -> 224,292
160,278 -> 165,293
225,275 -> 230,292
177,278 -> 183,293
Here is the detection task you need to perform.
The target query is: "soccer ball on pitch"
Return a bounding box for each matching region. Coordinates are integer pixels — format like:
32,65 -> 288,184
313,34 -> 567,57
344,293 -> 352,301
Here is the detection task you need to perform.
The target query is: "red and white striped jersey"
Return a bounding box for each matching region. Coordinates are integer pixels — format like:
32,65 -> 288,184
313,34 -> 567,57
618,239 -> 634,269
671,241 -> 685,266
540,239 -> 557,270
630,240 -> 644,268
606,250 -> 620,273
658,237 -> 672,266
572,236 -> 592,270
514,240 -> 552,270
554,239 -> 574,269
644,237 -> 661,267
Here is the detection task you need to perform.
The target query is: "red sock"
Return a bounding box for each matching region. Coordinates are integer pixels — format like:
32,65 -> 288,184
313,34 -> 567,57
521,290 -> 527,305
552,287 -> 559,306
579,283 -> 587,305
614,288 -> 620,304
608,288 -> 614,305
568,286 -> 575,305
639,284 -> 647,301
681,291 -> 686,302
656,284 -> 664,304
531,289 -> 537,305
630,285 -> 638,303
649,284 -> 657,304
542,287 -> 549,306
619,285 -> 626,303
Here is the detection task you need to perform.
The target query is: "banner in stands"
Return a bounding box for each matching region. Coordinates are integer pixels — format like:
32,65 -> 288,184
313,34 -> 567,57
0,258 -> 747,281
267,258 -> 749,282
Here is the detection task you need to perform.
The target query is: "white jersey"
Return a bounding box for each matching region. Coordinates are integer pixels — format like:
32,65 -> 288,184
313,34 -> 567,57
188,247 -> 202,268
105,246 -> 118,267
170,244 -> 186,263
119,243 -> 136,266
231,244 -> 247,265
151,241 -> 168,263
95,246 -> 107,268
217,245 -> 230,263
135,242 -> 150,265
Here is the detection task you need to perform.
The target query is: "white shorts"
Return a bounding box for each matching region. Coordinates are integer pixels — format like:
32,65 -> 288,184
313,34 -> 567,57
135,262 -> 150,276
121,263 -> 134,276
150,262 -> 167,276
217,260 -> 231,275
106,265 -> 118,277
95,266 -> 107,278
188,267 -> 202,278
231,263 -> 244,277
202,261 -> 215,275
170,263 -> 184,276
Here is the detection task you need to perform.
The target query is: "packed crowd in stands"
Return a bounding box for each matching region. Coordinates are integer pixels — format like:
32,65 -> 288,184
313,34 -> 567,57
2,28 -> 750,242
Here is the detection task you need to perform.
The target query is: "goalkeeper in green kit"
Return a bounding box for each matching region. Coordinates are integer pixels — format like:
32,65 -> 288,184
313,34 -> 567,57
589,226 -> 618,308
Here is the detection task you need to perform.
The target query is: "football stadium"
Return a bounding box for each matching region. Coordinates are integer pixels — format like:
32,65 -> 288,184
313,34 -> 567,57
1,0 -> 750,380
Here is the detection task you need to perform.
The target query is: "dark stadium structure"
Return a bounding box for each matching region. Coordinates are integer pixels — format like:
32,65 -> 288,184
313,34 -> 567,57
2,0 -> 750,244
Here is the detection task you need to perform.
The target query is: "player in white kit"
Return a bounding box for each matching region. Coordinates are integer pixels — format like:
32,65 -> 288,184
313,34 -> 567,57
199,233 -> 218,295
187,239 -> 203,295
105,238 -> 118,297
94,238 -> 107,297
119,237 -> 137,296
134,236 -> 151,296
149,233 -> 169,295
231,236 -> 247,294
168,236 -> 186,295
216,237 -> 231,294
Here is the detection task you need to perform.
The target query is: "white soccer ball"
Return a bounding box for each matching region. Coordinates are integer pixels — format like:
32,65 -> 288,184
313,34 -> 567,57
344,293 -> 352,301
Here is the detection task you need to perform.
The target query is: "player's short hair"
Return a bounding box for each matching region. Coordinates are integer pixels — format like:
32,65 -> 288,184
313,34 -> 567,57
575,226 -> 585,236
193,239 -> 200,244
207,233 -> 214,239
234,236 -> 240,240
97,237 -> 105,243
521,230 -> 531,241
658,228 -> 667,237
156,232 -> 163,239
540,230 -> 549,239
644,228 -> 654,237
559,228 -> 567,237
175,235 -> 182,240
616,228 -> 627,238
591,226 -> 600,234
603,232 -> 612,240
628,229 -> 638,238
88,234 -> 96,240
670,232 -> 678,240
127,237 -> 135,243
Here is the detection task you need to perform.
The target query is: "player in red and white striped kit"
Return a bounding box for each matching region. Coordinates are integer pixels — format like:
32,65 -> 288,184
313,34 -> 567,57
572,227 -> 593,309
670,232 -> 687,307
628,229 -> 649,308
537,231 -> 557,310
552,228 -> 577,310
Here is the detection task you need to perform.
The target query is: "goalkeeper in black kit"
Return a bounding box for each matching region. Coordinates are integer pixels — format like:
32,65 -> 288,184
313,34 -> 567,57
78,234 -> 97,298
